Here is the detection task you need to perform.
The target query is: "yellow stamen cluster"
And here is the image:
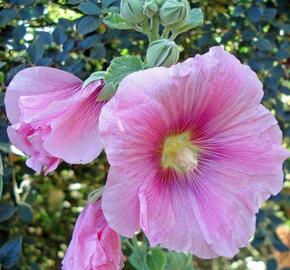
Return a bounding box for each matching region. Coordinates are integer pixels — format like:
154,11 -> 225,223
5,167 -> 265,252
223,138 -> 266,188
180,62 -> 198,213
161,132 -> 198,173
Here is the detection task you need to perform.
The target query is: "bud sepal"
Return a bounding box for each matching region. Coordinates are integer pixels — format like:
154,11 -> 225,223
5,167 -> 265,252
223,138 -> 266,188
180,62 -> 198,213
120,0 -> 146,23
146,39 -> 180,67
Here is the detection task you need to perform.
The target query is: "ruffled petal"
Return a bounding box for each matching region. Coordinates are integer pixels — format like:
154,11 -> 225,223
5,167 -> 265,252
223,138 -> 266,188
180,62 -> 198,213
7,124 -> 61,173
5,67 -> 82,124
99,46 -> 289,258
44,82 -> 105,164
62,200 -> 124,270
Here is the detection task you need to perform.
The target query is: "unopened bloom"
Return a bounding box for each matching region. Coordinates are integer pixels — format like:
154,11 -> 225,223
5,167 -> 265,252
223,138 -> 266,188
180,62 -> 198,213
5,67 -> 106,173
99,46 -> 289,258
62,200 -> 124,270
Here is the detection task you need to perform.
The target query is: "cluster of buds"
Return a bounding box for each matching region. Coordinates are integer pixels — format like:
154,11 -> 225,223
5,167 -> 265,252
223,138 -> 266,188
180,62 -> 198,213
107,0 -> 203,68
120,0 -> 194,31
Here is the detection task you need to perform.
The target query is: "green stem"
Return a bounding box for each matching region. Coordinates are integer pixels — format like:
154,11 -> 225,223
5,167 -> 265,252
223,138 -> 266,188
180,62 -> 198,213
170,30 -> 180,41
149,17 -> 159,43
125,239 -> 135,250
161,27 -> 170,39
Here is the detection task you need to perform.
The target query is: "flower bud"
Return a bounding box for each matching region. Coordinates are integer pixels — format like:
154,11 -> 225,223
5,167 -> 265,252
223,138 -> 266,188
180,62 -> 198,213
120,0 -> 146,23
143,0 -> 159,18
159,0 -> 190,27
146,39 -> 179,67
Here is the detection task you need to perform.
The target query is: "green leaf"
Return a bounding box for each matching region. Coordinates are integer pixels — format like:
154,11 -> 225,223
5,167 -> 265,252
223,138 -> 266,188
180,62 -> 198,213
175,8 -> 203,34
27,39 -> 44,63
17,202 -> 33,223
0,153 -> 3,176
165,252 -> 194,270
0,237 -> 22,269
253,38 -> 272,52
79,2 -> 100,16
266,258 -> 277,270
0,176 -> 2,200
146,248 -> 167,270
129,250 -> 147,270
77,16 -> 100,35
101,55 -> 144,100
0,143 -> 11,153
103,13 -> 135,30
83,71 -> 106,88
0,154 -> 3,200
97,83 -> 116,101
0,204 -> 16,222
0,62 -> 6,69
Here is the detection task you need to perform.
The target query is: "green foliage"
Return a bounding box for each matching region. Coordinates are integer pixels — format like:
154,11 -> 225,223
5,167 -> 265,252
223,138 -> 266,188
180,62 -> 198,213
0,0 -> 289,269
104,13 -> 135,30
165,252 -> 194,270
0,237 -> 22,269
99,55 -> 145,100
145,248 -> 167,270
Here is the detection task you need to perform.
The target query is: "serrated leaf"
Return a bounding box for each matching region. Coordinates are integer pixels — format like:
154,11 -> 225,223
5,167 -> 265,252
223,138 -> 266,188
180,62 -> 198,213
18,202 -> 33,223
0,204 -> 16,222
83,71 -> 106,88
146,248 -> 167,270
101,56 -> 144,100
175,8 -> 203,34
105,55 -> 144,86
103,13 -> 135,30
0,237 -> 22,268
165,252 -> 194,270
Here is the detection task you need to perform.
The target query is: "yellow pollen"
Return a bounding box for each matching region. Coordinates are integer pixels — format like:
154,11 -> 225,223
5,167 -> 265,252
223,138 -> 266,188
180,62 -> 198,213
161,132 -> 198,173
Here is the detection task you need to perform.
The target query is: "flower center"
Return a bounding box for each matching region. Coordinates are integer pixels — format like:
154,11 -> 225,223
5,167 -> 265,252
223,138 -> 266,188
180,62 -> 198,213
161,132 -> 198,173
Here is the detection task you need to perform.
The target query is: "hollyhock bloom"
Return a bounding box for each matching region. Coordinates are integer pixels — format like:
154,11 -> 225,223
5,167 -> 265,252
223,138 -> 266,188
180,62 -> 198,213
5,67 -> 106,173
99,46 -> 289,258
62,200 -> 124,270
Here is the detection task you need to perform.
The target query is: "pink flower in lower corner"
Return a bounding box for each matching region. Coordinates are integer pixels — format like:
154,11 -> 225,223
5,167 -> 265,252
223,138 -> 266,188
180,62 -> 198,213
5,67 -> 106,173
99,46 -> 290,259
62,200 -> 124,270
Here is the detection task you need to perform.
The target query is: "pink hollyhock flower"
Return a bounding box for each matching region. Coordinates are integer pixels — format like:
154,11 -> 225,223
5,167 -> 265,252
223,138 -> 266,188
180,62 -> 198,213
62,200 -> 124,270
99,46 -> 290,258
5,67 -> 106,173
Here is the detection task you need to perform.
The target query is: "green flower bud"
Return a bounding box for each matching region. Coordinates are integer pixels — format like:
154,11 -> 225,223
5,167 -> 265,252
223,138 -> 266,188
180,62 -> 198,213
159,0 -> 190,27
120,0 -> 146,23
143,0 -> 159,18
146,39 -> 179,67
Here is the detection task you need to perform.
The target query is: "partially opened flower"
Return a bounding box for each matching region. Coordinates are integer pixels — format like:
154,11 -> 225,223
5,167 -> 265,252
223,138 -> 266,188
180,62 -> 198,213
62,200 -> 124,270
5,67 -> 106,173
99,46 -> 289,258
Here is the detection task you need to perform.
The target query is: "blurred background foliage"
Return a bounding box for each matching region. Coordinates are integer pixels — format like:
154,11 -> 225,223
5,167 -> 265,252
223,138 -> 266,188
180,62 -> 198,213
0,0 -> 289,269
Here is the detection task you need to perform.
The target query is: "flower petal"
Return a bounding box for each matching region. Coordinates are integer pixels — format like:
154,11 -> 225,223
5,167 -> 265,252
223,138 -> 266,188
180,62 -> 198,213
5,67 -> 82,124
44,82 -> 105,164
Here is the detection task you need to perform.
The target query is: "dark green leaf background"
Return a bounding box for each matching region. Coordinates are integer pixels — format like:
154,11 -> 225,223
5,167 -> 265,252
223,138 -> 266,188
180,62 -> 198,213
0,0 -> 289,269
